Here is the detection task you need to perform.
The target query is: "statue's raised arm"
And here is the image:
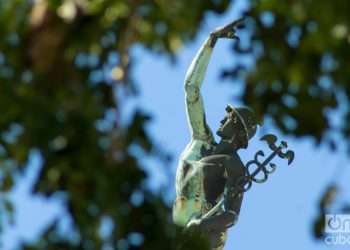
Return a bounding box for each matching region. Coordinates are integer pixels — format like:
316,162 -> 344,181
184,19 -> 243,142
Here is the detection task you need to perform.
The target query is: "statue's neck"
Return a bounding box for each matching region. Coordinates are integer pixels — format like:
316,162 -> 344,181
214,140 -> 237,154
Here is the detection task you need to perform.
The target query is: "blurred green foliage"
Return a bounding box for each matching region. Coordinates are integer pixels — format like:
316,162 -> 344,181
228,0 -> 350,150
0,0 -> 349,248
0,0 -> 230,249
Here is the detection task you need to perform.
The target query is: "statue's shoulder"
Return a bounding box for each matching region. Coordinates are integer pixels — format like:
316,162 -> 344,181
199,152 -> 241,164
199,152 -> 245,175
180,139 -> 215,162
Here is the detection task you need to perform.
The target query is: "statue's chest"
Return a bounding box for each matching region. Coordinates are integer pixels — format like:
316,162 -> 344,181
177,160 -> 203,198
176,140 -> 213,199
181,140 -> 213,162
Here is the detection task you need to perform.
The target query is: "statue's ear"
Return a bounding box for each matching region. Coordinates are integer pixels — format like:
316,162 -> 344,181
237,131 -> 248,149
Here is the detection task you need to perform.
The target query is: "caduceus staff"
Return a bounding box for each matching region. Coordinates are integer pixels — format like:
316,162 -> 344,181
201,134 -> 295,221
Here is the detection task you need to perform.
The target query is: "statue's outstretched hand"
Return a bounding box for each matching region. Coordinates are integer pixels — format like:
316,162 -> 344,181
210,18 -> 244,41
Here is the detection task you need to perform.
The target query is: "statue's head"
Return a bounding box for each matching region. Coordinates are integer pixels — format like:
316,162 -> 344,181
216,105 -> 258,149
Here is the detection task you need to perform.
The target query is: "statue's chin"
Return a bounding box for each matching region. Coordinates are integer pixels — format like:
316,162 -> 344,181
217,130 -> 233,141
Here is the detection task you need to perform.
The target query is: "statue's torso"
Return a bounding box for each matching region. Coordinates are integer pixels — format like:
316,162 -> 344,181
174,139 -> 245,227
174,139 -> 214,226
176,139 -> 214,196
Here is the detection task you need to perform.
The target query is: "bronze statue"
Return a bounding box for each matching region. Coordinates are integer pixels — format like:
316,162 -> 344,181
173,19 -> 294,250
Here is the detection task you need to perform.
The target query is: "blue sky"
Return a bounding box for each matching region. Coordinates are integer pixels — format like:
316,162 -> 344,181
2,0 -> 350,249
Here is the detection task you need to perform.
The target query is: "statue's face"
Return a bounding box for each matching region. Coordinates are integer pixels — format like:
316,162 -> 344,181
216,113 -> 239,141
